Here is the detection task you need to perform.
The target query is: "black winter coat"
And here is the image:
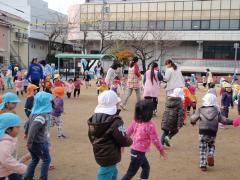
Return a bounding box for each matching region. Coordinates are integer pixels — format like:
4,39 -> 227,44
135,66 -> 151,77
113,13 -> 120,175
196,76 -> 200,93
161,97 -> 184,133
88,113 -> 132,167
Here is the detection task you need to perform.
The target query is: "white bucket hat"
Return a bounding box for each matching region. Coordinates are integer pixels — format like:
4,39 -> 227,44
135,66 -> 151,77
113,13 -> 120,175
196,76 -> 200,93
94,90 -> 118,115
169,88 -> 185,101
202,93 -> 216,107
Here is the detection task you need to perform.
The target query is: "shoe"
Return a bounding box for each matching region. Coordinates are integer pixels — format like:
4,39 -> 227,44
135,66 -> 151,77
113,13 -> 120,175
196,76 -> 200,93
219,123 -> 225,129
207,155 -> 214,167
164,136 -> 171,147
24,177 -> 35,180
58,135 -> 66,139
200,166 -> 207,172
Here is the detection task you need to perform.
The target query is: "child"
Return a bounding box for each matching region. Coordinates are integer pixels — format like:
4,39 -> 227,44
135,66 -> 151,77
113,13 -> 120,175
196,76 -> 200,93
52,87 -> 65,138
88,90 -> 132,180
122,99 -> 166,180
25,91 -> 52,180
0,113 -> 27,180
161,88 -> 184,147
24,84 -> 38,118
208,83 -> 217,97
190,93 -> 233,171
221,83 -> 233,118
23,72 -> 29,94
73,76 -> 83,98
65,79 -> 74,98
183,86 -> 191,124
53,75 -> 64,88
83,72 -> 91,88
0,92 -> 20,114
15,76 -> 24,96
96,77 -> 102,95
0,75 -> 4,93
111,78 -> 121,97
98,80 -> 109,94
42,76 -> 53,94
188,84 -> 197,114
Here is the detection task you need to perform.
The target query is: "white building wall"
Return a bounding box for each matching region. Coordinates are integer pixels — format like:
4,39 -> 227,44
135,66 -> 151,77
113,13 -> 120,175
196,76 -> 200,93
28,38 -> 48,63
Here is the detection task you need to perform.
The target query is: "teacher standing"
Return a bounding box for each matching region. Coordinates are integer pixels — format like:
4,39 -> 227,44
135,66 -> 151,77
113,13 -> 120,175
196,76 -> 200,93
164,59 -> 184,96
26,58 -> 43,87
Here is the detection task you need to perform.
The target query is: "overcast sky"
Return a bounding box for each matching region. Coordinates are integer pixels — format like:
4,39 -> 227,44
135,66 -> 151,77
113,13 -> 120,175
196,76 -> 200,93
44,0 -> 84,14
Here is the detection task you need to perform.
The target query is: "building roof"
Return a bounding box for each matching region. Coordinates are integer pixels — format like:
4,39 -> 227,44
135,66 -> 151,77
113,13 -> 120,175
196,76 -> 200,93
0,10 -> 29,23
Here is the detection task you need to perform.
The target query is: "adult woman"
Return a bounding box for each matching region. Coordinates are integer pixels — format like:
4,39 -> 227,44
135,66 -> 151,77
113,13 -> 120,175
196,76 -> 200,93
94,61 -> 104,79
143,62 -> 163,115
26,58 -> 43,87
105,61 -> 120,88
121,57 -> 142,109
164,59 -> 184,96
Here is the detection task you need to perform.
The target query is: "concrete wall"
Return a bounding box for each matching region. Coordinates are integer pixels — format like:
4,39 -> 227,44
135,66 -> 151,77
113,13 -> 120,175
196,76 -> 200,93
0,25 -> 10,63
29,38 -> 48,63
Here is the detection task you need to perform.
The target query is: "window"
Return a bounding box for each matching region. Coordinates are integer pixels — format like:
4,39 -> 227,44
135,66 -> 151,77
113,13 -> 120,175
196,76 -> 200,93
117,21 -> 124,30
149,21 -> 156,30
80,23 -> 88,30
157,21 -> 165,29
201,20 -> 210,30
174,21 -> 182,30
182,21 -> 191,30
192,20 -> 200,30
109,21 -> 116,30
124,21 -> 132,30
229,20 -> 239,29
140,21 -> 148,30
210,20 -> 220,29
31,43 -> 36,49
220,20 -> 229,29
165,21 -> 174,29
132,21 -> 140,30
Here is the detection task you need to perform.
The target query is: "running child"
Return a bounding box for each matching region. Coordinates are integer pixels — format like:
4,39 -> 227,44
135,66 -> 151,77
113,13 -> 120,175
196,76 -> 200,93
73,76 -> 83,98
24,84 -> 38,117
53,75 -> 64,88
0,113 -> 27,180
83,72 -> 91,88
190,93 -> 233,171
0,92 -> 20,114
221,83 -> 233,118
65,79 -> 74,98
52,87 -> 65,138
0,75 -> 5,93
188,84 -> 197,114
98,80 -> 108,94
88,90 -> 132,180
122,99 -> 166,180
42,76 -> 53,94
25,91 -> 52,180
14,76 -> 24,96
23,72 -> 29,94
161,88 -> 184,147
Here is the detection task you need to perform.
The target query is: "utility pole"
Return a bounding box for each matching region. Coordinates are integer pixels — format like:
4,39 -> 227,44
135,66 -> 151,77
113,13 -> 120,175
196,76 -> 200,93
234,42 -> 239,73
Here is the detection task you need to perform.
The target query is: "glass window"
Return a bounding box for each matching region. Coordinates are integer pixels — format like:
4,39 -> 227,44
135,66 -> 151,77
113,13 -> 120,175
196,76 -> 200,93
166,11 -> 174,20
211,10 -> 220,19
230,10 -> 240,19
80,23 -> 88,31
149,21 -> 156,30
157,12 -> 165,20
102,22 -> 109,31
212,1 -> 220,10
183,11 -> 192,20
109,13 -> 116,21
94,13 -> 101,22
201,20 -> 210,30
192,11 -> 201,20
192,20 -> 200,30
174,20 -> 182,30
94,22 -> 100,30
231,0 -> 240,10
166,2 -> 174,11
109,21 -> 116,30
124,21 -> 132,30
87,5 -> 94,13
202,1 -> 211,10
184,1 -> 192,11
158,2 -> 165,11
174,11 -> 183,20
141,3 -> 148,11
117,21 -> 124,30
132,21 -> 140,30
110,4 -> 117,12
165,21 -> 174,29
182,21 -> 191,30
229,20 -> 239,29
125,4 -> 132,12
117,4 -> 124,12
221,0 -> 230,10
141,12 -> 148,21
193,1 -> 201,11
201,10 -> 211,20
80,5 -> 88,13
149,3 -> 157,12
175,2 -> 183,11
140,21 -> 148,30
117,13 -> 124,21
125,12 -> 132,21
220,10 -> 230,19
220,20 -> 229,29
149,12 -> 157,21
157,21 -> 165,29
210,20 -> 220,29
133,4 -> 140,12
133,12 -> 141,21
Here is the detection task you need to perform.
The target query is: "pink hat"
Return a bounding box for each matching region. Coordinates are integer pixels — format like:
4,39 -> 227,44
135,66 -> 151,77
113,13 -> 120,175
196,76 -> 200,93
233,116 -> 240,127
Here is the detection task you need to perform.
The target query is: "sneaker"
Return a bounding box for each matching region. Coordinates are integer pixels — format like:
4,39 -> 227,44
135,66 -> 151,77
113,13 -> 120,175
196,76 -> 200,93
164,136 -> 171,147
207,155 -> 214,167
200,166 -> 207,172
58,135 -> 66,139
219,123 -> 225,129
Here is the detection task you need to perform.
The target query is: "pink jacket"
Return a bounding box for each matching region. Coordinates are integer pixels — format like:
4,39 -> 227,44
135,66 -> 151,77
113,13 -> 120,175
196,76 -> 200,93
127,120 -> 164,153
65,82 -> 75,93
0,135 -> 26,177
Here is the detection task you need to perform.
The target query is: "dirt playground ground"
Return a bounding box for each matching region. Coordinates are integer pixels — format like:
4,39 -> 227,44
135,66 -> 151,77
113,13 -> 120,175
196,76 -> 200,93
14,85 -> 240,180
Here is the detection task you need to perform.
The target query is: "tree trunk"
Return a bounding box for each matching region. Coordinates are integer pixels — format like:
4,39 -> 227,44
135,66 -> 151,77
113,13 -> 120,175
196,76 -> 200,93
141,58 -> 146,73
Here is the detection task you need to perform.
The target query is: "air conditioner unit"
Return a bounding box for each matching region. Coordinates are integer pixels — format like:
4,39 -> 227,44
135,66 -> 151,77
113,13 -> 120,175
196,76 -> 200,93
16,32 -> 22,38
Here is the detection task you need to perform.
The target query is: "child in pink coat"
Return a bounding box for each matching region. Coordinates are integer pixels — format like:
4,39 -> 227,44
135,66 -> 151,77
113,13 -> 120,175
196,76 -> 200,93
122,99 -> 166,180
65,79 -> 75,98
0,113 -> 27,180
14,76 -> 24,96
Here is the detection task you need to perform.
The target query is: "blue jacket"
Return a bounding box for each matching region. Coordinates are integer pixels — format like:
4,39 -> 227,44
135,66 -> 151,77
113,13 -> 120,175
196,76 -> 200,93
221,91 -> 233,108
24,96 -> 34,117
27,64 -> 43,81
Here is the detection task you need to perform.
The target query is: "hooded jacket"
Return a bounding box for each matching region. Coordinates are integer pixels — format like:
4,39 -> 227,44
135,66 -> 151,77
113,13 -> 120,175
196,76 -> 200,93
161,97 -> 184,133
88,113 -> 132,167
190,106 -> 233,136
26,63 -> 43,81
0,135 -> 26,177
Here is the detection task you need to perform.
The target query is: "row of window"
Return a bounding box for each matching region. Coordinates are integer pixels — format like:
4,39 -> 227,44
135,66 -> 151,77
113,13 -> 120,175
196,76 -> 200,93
80,19 -> 240,31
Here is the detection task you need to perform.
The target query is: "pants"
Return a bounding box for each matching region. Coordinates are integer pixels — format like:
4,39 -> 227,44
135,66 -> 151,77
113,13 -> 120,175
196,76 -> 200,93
187,102 -> 197,114
144,97 -> 158,112
74,89 -> 80,97
123,88 -> 141,106
161,130 -> 177,145
221,106 -> 229,118
16,91 -> 24,96
0,173 -> 22,180
51,116 -> 64,136
25,143 -> 51,180
66,92 -> 71,98
6,76 -> 13,89
98,165 -> 118,180
122,149 -> 150,180
24,86 -> 28,93
31,80 -> 40,92
199,135 -> 216,167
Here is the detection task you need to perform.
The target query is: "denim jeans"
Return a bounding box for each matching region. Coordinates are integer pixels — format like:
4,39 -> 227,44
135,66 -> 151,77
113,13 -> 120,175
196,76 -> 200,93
98,164 -> 118,180
123,88 -> 141,106
221,106 -> 229,118
122,149 -> 150,180
25,143 -> 51,180
0,173 -> 22,180
161,130 -> 177,145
